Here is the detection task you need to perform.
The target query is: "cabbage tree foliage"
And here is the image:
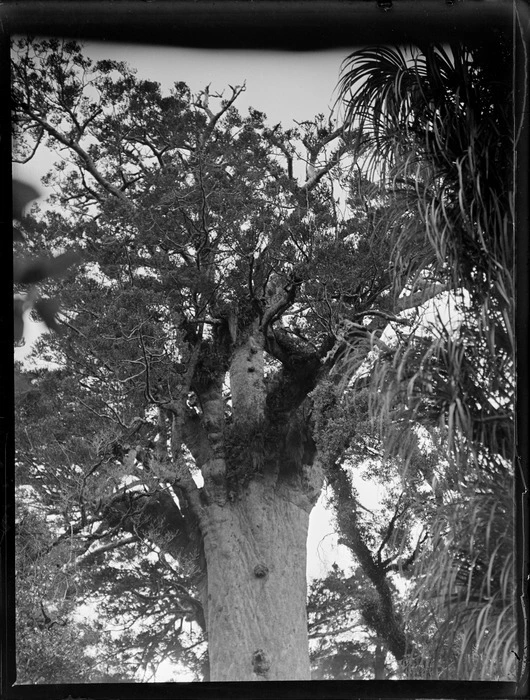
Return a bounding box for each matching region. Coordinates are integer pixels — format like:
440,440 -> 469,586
336,42 -> 517,679
12,37 -> 516,681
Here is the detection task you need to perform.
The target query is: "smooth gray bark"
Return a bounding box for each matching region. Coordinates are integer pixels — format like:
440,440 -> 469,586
202,480 -> 311,681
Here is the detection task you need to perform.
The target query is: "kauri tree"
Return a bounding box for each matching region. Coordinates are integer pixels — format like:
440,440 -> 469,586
12,38 -> 516,681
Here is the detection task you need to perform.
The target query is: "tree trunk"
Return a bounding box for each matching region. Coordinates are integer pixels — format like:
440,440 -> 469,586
201,479 -> 311,681
187,324 -> 322,680
373,642 -> 386,680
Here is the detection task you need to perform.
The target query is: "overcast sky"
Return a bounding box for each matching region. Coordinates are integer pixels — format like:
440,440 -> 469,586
88,43 -> 350,120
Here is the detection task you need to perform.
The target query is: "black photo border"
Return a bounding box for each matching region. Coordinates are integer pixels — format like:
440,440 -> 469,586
1,1 -> 528,698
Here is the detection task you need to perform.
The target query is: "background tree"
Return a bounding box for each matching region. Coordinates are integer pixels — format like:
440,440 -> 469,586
12,37 -> 516,681
15,489 -> 131,682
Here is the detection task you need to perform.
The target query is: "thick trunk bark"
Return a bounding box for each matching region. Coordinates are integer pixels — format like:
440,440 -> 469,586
229,328 -> 266,427
182,324 -> 323,680
201,480 -> 311,681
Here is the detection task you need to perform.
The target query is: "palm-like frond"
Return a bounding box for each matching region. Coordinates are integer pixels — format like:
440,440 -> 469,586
337,42 -> 515,679
338,41 -> 514,463
339,44 -> 513,302
401,465 -> 515,680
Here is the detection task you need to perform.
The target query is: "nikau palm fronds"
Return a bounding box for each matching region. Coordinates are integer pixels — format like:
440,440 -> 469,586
338,43 -> 515,679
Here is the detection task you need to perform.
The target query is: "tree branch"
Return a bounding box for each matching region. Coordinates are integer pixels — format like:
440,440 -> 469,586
376,495 -> 406,564
195,379 -> 227,506
101,488 -> 199,561
299,124 -> 350,192
260,280 -> 299,332
17,106 -> 133,205
329,466 -> 413,661
77,535 -> 139,565
196,84 -> 246,147
170,414 -> 205,517
397,282 -> 450,312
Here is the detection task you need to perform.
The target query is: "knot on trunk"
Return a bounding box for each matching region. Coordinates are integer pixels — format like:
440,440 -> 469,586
253,563 -> 269,579
252,649 -> 271,676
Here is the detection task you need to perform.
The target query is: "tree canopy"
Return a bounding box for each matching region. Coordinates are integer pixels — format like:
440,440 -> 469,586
12,38 -> 517,682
